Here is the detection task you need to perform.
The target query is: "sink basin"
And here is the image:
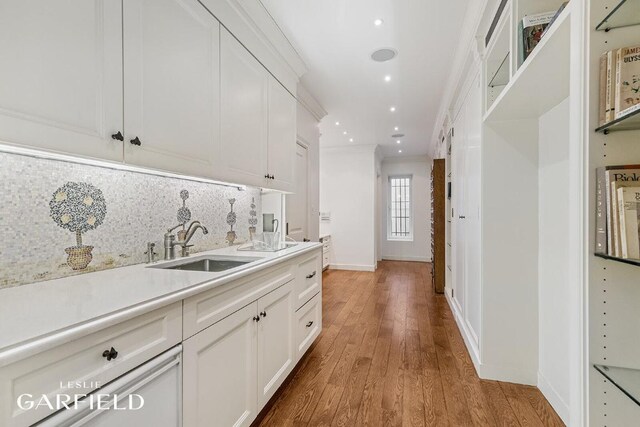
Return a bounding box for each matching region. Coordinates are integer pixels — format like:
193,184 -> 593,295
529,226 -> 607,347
154,256 -> 260,272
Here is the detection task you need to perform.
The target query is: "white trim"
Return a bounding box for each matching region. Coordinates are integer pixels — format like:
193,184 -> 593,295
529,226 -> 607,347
381,256 -> 430,263
381,155 -> 431,164
328,264 -> 376,272
296,83 -> 327,121
538,371 -> 570,424
0,142 -> 246,189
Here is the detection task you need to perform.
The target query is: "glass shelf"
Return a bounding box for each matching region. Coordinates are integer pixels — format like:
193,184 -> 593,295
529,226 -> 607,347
596,109 -> 640,134
488,52 -> 510,88
594,252 -> 640,267
596,0 -> 640,31
594,364 -> 640,407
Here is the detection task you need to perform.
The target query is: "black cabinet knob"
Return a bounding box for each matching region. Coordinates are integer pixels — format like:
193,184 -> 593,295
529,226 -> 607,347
111,131 -> 124,141
265,174 -> 269,179
102,347 -> 118,361
130,137 -> 142,146
253,316 -> 260,322
306,321 -> 314,328
270,175 -> 275,180
260,311 -> 267,318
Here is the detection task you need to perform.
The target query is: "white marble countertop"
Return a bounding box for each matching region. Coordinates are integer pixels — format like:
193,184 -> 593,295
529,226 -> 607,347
0,242 -> 322,365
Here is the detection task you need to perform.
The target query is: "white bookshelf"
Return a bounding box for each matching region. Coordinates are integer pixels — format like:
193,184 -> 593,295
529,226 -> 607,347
587,1 -> 640,425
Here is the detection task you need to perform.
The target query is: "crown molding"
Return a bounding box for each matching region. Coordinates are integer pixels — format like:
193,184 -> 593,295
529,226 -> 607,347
296,84 -> 327,121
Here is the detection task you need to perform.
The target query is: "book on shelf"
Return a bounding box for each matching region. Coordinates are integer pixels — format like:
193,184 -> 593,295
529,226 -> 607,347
617,187 -> 640,259
599,52 -> 608,127
595,164 -> 640,257
518,11 -> 556,66
614,45 -> 640,120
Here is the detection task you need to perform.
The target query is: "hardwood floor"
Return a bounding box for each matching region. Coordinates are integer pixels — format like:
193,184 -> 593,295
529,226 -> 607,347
256,261 -> 564,427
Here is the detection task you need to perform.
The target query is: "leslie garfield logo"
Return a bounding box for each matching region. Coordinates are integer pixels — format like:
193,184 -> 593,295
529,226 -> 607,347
16,381 -> 145,412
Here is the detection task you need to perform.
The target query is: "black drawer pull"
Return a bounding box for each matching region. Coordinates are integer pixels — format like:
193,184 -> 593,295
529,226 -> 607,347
306,271 -> 316,279
306,321 -> 314,328
102,347 -> 118,361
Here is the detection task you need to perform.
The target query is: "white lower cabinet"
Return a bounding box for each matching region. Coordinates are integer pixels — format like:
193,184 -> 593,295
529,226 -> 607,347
257,281 -> 295,407
295,292 -> 322,358
183,302 -> 258,427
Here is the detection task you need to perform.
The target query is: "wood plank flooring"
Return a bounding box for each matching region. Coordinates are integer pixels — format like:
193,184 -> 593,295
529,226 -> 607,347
256,261 -> 564,427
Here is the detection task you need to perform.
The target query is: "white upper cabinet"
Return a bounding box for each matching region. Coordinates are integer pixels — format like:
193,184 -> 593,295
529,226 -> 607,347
267,77 -> 297,192
218,28 -> 269,187
123,0 -> 220,177
0,0 -> 124,161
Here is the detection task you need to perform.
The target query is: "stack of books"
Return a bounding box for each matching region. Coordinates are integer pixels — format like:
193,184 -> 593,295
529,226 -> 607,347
596,165 -> 640,259
599,45 -> 640,126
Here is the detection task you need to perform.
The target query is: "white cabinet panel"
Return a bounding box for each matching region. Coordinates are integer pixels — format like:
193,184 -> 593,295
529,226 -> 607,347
257,281 -> 295,407
183,302 -> 258,427
123,0 -> 220,177
0,0 -> 123,161
267,78 -> 296,192
295,292 -> 322,359
218,28 -> 268,186
294,252 -> 322,310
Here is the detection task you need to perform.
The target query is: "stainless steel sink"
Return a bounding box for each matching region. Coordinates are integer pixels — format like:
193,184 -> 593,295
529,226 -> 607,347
153,256 -> 261,272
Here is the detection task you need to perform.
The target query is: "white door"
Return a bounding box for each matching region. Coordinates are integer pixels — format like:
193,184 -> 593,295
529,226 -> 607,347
0,0 -> 123,161
452,109 -> 467,316
286,143 -> 309,241
257,281 -> 295,407
463,73 -> 482,347
217,28 -> 268,187
123,0 -> 220,178
183,302 -> 258,427
267,77 -> 296,192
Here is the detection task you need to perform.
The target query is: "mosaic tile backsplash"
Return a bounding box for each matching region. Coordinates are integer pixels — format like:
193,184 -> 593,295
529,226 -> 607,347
0,151 -> 262,288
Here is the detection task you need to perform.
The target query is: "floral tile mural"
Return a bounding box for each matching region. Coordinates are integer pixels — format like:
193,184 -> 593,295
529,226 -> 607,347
0,151 -> 262,288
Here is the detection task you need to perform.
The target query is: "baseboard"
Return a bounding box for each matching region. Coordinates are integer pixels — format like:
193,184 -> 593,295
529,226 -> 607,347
445,290 -> 481,372
328,264 -> 376,272
381,255 -> 431,262
537,371 -> 570,424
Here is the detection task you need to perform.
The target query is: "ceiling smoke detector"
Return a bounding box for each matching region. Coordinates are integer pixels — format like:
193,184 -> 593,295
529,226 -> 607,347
391,133 -> 405,138
371,48 -> 397,62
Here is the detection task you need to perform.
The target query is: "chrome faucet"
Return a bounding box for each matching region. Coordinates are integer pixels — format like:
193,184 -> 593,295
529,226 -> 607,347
164,221 -> 209,260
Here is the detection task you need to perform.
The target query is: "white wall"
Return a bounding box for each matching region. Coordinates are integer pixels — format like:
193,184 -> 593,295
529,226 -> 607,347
380,156 -> 432,262
537,98 -> 570,421
320,145 -> 377,271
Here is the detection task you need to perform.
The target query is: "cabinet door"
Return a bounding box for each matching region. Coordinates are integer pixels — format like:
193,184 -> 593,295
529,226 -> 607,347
0,0 -> 123,161
217,28 -> 268,187
123,0 -> 220,177
257,281 -> 295,407
183,302 -> 258,427
267,77 -> 296,192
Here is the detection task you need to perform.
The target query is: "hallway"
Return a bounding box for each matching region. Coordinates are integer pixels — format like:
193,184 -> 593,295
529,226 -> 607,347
257,261 -> 564,426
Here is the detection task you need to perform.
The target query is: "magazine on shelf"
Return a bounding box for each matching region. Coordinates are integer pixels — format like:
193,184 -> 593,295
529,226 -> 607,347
518,11 -> 556,65
615,45 -> 640,120
595,165 -> 640,255
617,187 -> 640,259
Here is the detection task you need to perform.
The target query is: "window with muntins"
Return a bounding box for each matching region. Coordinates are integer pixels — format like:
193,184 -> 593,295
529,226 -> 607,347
388,175 -> 413,240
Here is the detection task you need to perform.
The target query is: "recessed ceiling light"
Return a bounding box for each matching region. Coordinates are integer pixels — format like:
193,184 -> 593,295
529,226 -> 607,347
374,18 -> 383,26
335,121 -> 340,126
384,75 -> 391,82
343,131 -> 347,135
394,126 -> 399,131
390,106 -> 396,112
349,138 -> 354,142
398,150 -> 402,153
396,140 -> 401,144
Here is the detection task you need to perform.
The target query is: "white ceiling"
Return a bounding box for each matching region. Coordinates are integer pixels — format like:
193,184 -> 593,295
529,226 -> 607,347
261,0 -> 469,158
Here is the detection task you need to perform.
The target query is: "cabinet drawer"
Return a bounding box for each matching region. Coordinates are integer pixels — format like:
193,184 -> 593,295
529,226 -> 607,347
183,265 -> 294,338
294,251 -> 322,310
295,292 -> 322,359
0,302 -> 182,427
